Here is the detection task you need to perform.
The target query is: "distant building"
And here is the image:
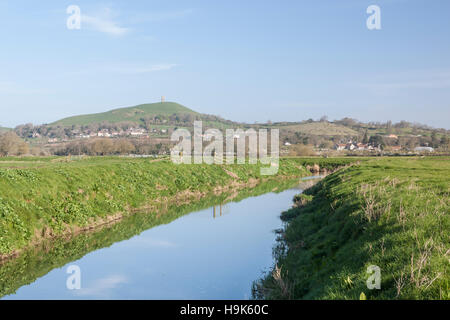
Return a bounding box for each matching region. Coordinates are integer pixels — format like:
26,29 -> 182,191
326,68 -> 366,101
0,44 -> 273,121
161,96 -> 165,103
414,146 -> 434,153
356,143 -> 368,151
128,128 -> 147,136
335,142 -> 379,152
97,130 -> 111,137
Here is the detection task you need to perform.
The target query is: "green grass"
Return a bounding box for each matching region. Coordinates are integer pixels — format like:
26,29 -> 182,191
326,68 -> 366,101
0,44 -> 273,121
0,156 -> 355,257
253,157 -> 449,300
51,102 -> 198,126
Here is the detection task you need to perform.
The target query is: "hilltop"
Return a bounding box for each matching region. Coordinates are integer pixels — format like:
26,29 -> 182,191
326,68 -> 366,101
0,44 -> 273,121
51,102 -> 199,126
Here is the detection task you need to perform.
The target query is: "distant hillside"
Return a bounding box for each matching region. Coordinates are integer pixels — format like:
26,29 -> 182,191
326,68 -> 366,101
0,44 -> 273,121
0,127 -> 11,134
47,101 -> 360,137
278,122 -> 358,136
51,102 -> 199,126
32,100 -> 448,145
8,100 -> 449,155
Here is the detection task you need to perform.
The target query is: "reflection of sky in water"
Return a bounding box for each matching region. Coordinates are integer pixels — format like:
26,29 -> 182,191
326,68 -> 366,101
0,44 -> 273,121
3,188 -> 301,300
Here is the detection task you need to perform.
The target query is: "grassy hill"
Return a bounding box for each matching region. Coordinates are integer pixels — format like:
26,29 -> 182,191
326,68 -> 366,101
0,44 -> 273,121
48,102 -> 358,137
279,122 -> 358,136
43,100 -> 448,142
0,127 -> 11,134
51,102 -> 198,126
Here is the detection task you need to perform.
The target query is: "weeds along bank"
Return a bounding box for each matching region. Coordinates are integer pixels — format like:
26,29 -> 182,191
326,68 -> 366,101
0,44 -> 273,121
0,156 -> 355,260
253,157 -> 449,300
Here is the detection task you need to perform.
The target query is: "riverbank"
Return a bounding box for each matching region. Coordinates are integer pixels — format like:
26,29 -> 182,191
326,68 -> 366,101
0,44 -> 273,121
1,178 -> 304,298
0,156 -> 356,262
253,157 -> 449,300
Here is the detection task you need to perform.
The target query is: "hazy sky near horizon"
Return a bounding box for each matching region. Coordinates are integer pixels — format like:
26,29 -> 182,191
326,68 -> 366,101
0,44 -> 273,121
0,0 -> 449,128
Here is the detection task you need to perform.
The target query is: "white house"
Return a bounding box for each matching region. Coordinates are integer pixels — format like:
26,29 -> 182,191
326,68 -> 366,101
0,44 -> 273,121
97,131 -> 111,137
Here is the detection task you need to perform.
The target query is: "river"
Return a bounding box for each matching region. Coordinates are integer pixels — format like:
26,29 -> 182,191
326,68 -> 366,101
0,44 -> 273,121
1,177 -> 319,300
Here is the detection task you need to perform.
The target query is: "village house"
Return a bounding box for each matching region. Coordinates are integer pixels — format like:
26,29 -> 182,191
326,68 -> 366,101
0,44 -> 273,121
356,143 -> 368,151
335,142 -> 380,152
97,130 -> 111,137
346,143 -> 357,151
127,128 -> 147,136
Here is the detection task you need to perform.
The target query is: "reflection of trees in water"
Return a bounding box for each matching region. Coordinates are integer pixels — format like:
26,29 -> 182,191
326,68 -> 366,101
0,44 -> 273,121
212,203 -> 230,218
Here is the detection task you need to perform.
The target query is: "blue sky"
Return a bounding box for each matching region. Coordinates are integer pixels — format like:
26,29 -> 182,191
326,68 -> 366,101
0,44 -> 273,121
0,0 -> 449,128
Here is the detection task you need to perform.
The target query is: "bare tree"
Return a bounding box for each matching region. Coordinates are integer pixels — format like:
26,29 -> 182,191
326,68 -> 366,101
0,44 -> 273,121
0,131 -> 29,156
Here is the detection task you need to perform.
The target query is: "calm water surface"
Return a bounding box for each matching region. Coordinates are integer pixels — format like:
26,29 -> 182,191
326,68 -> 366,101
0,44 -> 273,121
2,184 -> 311,300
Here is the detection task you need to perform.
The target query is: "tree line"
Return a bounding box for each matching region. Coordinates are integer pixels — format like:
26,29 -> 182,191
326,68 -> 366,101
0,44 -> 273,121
53,138 -> 171,156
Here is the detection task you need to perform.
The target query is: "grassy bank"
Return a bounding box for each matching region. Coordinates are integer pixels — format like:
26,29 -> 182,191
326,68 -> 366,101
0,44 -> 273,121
0,156 -> 356,260
0,177 -> 302,297
253,157 -> 449,300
